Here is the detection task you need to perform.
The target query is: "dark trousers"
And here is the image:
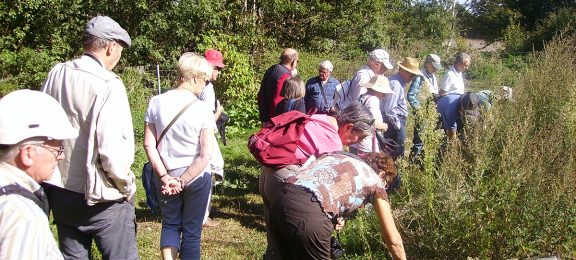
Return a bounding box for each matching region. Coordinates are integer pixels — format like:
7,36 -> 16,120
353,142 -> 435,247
42,183 -> 138,260
384,117 -> 407,158
269,184 -> 334,260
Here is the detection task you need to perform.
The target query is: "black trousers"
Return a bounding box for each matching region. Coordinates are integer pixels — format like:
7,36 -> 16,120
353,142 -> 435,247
269,184 -> 334,260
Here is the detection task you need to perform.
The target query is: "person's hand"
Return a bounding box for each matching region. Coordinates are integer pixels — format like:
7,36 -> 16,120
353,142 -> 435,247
161,176 -> 182,195
334,217 -> 345,231
216,100 -> 224,114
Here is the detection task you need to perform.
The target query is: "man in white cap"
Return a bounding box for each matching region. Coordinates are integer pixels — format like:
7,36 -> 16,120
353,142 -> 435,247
348,49 -> 394,106
407,54 -> 442,162
0,90 -> 78,260
41,16 -> 139,259
382,57 -> 420,159
304,60 -> 340,114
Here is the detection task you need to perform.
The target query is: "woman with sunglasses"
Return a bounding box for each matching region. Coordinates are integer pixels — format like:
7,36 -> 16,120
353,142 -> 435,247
144,53 -> 215,260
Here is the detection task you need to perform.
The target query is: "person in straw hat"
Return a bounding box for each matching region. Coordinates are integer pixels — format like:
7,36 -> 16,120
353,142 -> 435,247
351,75 -> 395,154
382,57 -> 421,158
407,54 -> 443,162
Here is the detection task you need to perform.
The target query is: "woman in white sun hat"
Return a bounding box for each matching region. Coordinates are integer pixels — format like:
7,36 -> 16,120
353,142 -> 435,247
351,75 -> 395,154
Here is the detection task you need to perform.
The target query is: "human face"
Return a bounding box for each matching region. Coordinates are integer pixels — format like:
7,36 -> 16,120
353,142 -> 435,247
338,123 -> 369,146
211,66 -> 222,81
456,58 -> 471,73
318,68 -> 331,81
20,140 -> 64,183
425,62 -> 437,74
106,41 -> 124,70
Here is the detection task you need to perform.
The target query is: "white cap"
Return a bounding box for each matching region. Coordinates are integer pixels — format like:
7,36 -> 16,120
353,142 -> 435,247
369,49 -> 394,70
0,90 -> 78,145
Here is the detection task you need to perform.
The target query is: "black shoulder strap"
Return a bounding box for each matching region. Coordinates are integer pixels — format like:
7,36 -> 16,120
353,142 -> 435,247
0,184 -> 49,216
318,81 -> 329,107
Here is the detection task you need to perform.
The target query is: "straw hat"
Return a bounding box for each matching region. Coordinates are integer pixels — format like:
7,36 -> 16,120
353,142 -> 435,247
397,57 -> 421,75
361,75 -> 394,94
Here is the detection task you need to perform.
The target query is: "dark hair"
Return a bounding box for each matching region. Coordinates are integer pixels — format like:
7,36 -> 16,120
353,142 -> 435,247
362,152 -> 397,184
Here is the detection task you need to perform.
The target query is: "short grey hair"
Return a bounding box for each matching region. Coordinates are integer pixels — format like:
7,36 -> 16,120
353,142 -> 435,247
83,34 -> 114,51
454,52 -> 471,65
336,102 -> 375,136
178,52 -> 214,82
318,60 -> 334,72
0,138 -> 46,162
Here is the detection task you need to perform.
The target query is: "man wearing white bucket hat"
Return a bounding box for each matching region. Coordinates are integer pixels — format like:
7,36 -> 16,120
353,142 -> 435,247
41,15 -> 138,259
351,75 -> 394,154
0,90 -> 78,260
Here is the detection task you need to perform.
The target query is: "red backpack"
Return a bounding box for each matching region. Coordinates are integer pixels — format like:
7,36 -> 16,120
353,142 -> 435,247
248,110 -> 315,168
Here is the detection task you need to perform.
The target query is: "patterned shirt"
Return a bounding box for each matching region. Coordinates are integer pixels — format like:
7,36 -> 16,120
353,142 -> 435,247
0,162 -> 63,260
287,153 -> 388,219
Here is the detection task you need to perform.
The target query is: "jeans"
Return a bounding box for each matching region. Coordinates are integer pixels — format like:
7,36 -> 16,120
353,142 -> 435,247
384,117 -> 407,158
42,183 -> 139,260
409,123 -> 424,162
155,168 -> 211,260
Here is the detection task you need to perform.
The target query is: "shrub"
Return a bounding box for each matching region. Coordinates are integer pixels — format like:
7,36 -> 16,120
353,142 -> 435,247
394,35 -> 576,258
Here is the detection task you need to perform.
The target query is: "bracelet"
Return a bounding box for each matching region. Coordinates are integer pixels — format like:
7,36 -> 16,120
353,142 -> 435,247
159,173 -> 169,179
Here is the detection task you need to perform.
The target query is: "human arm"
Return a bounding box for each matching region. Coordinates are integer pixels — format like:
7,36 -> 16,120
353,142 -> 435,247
407,75 -> 422,109
214,99 -> 223,121
373,193 -> 406,260
365,96 -> 388,131
143,122 -> 180,193
178,127 -> 214,187
96,84 -> 136,198
381,91 -> 401,130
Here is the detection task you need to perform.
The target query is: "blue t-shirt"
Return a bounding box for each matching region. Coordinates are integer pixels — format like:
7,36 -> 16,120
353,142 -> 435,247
436,94 -> 462,130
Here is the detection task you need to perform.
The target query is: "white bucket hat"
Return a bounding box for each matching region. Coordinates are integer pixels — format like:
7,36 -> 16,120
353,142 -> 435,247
361,75 -> 394,94
0,90 -> 78,144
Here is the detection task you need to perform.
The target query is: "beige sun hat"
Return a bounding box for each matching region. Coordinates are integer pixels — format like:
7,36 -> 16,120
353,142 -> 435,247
397,57 -> 421,75
361,75 -> 394,94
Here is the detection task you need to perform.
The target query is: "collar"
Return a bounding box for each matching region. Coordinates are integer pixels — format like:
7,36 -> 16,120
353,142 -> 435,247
0,162 -> 41,193
83,53 -> 105,68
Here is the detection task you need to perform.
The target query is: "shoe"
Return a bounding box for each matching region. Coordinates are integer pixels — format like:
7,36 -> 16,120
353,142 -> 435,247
203,218 -> 220,228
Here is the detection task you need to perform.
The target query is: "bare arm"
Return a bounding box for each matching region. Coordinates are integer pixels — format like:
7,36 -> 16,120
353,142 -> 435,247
179,127 -> 214,186
373,193 -> 406,260
144,122 -> 176,187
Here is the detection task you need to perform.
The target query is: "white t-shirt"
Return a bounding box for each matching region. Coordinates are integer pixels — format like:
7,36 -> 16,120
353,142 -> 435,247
353,94 -> 382,153
440,66 -> 465,95
145,89 -> 216,170
199,82 -> 216,112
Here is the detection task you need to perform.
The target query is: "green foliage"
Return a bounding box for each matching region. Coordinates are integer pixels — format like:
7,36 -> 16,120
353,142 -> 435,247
394,35 -> 576,258
0,48 -> 58,93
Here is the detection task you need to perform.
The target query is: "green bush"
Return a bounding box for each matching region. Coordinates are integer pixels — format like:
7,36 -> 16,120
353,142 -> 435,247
394,35 -> 576,258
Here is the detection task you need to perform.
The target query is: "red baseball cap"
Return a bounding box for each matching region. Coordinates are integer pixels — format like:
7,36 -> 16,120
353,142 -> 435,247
204,49 -> 225,68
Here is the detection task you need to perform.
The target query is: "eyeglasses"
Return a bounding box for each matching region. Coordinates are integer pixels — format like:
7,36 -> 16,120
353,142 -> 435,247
31,144 -> 65,158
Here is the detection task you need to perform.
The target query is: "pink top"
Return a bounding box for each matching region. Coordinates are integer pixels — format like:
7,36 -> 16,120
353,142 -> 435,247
295,114 -> 343,160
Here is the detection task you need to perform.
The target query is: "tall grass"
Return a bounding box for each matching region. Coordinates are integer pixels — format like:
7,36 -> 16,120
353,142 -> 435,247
391,35 -> 576,258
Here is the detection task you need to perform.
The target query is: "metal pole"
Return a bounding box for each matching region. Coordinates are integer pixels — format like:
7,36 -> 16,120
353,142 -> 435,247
156,64 -> 161,95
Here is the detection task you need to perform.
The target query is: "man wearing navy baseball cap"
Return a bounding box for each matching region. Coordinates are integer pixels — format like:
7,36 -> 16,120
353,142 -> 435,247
41,16 -> 138,259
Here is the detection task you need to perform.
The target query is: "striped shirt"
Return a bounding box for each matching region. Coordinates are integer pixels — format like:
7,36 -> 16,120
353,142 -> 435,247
0,162 -> 63,260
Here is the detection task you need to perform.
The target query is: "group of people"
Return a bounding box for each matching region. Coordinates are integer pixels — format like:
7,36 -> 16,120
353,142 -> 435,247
254,46 -> 482,259
0,14 -> 504,260
0,16 -> 228,260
